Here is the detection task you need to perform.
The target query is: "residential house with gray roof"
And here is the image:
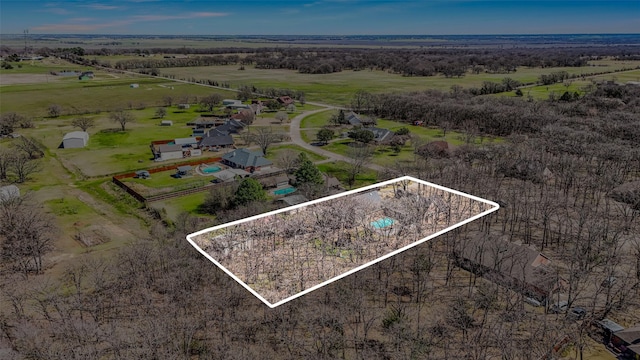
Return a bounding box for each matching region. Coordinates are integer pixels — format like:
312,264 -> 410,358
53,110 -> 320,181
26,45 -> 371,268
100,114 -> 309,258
221,148 -> 272,173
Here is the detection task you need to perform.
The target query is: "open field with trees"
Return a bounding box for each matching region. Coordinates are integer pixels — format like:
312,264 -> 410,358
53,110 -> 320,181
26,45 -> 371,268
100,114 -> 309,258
1,34 -> 640,359
156,60 -> 640,105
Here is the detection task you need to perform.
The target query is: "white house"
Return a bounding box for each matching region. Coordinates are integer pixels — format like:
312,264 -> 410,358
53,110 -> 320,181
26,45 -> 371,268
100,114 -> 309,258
62,131 -> 89,148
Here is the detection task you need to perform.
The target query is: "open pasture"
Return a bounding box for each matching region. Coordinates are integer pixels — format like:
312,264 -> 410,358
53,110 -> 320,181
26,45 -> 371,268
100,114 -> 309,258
159,59 -> 640,105
0,73 -> 233,117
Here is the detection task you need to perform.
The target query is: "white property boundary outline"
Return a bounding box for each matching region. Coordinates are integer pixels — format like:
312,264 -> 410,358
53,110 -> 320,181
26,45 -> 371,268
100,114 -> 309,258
187,175 -> 500,308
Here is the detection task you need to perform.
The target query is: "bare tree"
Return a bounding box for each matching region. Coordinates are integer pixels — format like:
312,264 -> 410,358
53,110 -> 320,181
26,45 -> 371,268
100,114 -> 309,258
11,153 -> 40,183
0,112 -> 23,135
199,93 -> 223,112
109,110 -> 134,131
162,95 -> 173,107
440,120 -> 452,138
0,195 -> 56,275
351,90 -> 374,114
0,149 -> 14,180
236,109 -> 255,125
154,108 -> 167,119
345,145 -> 373,187
71,117 -> 95,132
47,104 -> 62,118
275,149 -> 300,174
275,111 -> 288,124
252,127 -> 279,156
461,120 -> 478,145
14,136 -> 44,159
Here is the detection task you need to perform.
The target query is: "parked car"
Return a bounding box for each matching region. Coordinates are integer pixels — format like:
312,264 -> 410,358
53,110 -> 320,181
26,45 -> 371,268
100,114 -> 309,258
569,306 -> 587,319
550,300 -> 568,314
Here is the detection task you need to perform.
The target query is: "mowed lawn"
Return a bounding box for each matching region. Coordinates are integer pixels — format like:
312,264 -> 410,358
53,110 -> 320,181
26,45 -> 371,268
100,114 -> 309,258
265,144 -> 328,162
159,60 -> 640,106
122,169 -> 209,197
27,106 -> 225,177
317,161 -> 378,188
318,118 -> 501,167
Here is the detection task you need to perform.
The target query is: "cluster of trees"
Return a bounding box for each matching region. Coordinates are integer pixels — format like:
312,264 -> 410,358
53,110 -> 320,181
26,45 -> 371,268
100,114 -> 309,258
468,77 -> 522,95
0,195 -> 56,276
194,182 -> 486,304
0,112 -> 34,136
47,44 -> 640,80
0,138 -> 43,183
347,84 -> 640,139
199,178 -> 268,217
111,54 -> 242,70
244,47 -> 616,76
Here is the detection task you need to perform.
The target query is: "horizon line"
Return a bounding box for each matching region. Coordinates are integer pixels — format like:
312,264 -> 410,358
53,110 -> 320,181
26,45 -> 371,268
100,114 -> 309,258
1,32 -> 640,37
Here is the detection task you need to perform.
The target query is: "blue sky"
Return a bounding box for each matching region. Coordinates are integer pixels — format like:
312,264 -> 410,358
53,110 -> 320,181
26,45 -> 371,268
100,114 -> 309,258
1,1 -> 638,35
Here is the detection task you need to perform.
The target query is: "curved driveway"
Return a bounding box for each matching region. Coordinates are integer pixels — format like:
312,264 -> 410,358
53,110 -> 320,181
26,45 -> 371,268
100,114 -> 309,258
289,108 -> 386,173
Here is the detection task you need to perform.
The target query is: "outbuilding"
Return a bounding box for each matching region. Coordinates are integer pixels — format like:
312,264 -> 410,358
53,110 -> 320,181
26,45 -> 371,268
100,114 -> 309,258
157,144 -> 183,161
62,131 -> 89,148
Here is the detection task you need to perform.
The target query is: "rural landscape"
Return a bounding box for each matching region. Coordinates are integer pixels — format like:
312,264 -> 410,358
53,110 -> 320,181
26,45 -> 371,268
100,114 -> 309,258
1,18 -> 640,360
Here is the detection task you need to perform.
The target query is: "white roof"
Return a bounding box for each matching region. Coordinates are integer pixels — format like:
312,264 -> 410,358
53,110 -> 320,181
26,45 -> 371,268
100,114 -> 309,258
174,137 -> 198,145
0,185 -> 20,201
63,131 -> 89,141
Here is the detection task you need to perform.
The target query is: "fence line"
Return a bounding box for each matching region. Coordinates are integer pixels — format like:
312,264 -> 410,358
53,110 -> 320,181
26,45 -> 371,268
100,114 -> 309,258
112,163 -> 287,204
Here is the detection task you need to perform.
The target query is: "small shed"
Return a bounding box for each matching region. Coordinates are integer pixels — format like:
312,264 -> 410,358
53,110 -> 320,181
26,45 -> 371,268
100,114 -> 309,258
178,103 -> 190,109
130,83 -> 139,88
0,184 -> 20,202
157,144 -> 183,161
63,131 -> 89,148
160,120 -> 173,126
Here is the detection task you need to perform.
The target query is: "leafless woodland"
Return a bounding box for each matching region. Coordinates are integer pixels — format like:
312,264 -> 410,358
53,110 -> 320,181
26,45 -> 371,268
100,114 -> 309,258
193,180 -> 494,304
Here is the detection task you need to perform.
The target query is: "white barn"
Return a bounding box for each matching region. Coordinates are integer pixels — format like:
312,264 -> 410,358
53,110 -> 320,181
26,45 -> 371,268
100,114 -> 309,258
157,144 -> 183,161
63,131 -> 89,148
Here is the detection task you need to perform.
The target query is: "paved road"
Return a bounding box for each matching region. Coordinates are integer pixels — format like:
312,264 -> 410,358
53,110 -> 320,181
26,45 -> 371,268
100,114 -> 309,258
288,108 -> 386,173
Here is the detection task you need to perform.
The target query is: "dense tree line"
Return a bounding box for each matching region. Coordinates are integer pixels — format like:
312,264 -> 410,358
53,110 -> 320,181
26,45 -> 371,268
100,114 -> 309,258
350,83 -> 640,142
27,44 -> 638,78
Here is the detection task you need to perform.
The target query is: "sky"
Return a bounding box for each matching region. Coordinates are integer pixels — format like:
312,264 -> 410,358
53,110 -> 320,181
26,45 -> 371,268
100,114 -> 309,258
0,0 -> 638,35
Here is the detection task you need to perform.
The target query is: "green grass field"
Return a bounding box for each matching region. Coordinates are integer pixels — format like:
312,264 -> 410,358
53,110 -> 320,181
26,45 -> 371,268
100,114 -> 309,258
122,169 -> 208,195
0,72 -> 234,116
149,191 -> 213,220
300,111 -> 334,128
317,161 -> 378,188
265,144 -> 328,162
158,60 -> 640,106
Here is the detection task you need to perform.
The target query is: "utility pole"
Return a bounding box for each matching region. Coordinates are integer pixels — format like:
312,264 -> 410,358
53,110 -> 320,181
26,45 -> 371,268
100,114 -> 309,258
23,29 -> 29,55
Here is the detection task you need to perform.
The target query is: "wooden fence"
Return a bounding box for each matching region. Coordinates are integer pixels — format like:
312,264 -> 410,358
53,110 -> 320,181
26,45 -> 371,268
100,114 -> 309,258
112,161 -> 287,204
